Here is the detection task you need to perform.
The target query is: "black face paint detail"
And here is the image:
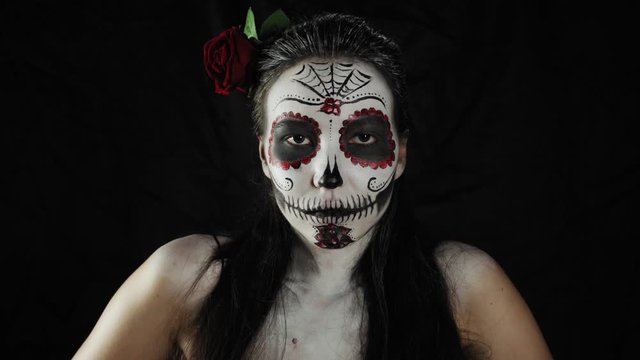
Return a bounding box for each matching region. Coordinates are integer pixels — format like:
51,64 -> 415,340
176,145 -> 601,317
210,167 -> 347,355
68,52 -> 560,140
273,177 -> 293,192
342,95 -> 386,108
342,116 -> 393,161
272,118 -> 319,162
292,62 -> 372,99
274,191 -> 378,224
274,62 -> 388,110
367,170 -> 396,192
275,94 -> 387,109
318,156 -> 343,189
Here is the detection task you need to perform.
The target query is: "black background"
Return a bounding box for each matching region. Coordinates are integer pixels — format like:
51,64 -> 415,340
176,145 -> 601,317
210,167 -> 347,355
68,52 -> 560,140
3,1 -> 638,359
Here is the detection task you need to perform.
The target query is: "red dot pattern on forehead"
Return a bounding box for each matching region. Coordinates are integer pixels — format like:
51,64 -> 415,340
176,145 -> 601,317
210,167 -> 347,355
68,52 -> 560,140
268,111 -> 321,170
339,107 -> 396,169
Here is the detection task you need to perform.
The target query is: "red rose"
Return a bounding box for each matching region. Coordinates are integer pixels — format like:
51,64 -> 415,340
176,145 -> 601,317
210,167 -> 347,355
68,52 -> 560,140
203,26 -> 256,95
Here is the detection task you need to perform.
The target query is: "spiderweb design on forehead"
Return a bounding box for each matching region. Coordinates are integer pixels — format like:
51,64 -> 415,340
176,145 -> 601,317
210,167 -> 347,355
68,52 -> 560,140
293,62 -> 371,99
273,62 -> 387,110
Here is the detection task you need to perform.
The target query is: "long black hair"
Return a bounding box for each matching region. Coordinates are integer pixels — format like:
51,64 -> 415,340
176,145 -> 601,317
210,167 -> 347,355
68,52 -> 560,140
180,13 -> 472,360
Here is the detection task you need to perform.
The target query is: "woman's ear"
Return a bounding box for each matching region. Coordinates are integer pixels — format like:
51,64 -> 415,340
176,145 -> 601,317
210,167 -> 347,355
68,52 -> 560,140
393,130 -> 409,180
257,135 -> 272,179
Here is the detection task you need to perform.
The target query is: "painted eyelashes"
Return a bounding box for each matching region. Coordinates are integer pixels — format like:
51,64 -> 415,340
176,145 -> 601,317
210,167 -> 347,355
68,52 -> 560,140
339,107 -> 396,169
281,194 -> 377,224
268,112 -> 321,170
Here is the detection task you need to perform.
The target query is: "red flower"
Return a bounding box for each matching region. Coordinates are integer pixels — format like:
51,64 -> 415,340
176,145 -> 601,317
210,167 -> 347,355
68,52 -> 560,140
314,224 -> 353,249
319,97 -> 343,115
203,26 -> 256,95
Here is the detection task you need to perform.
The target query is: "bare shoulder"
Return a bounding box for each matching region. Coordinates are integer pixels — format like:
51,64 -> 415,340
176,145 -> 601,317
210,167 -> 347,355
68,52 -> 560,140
73,234 -> 229,360
152,234 -> 228,302
434,241 -> 496,296
434,241 -> 552,360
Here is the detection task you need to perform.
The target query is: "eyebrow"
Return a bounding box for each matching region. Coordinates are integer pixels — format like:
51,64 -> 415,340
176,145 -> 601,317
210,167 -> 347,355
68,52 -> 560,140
274,95 -> 387,110
274,117 -> 316,128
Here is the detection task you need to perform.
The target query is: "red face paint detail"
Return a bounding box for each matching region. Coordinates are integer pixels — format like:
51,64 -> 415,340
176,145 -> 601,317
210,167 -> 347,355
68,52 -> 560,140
314,224 -> 353,249
320,97 -> 343,115
339,108 -> 395,169
268,112 -> 322,170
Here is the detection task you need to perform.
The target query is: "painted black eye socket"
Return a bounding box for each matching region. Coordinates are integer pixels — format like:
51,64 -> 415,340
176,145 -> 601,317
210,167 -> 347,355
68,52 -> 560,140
273,118 -> 319,162
341,116 -> 392,161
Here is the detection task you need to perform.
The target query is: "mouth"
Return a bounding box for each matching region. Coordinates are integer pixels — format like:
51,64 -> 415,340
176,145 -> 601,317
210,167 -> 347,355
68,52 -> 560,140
281,194 -> 377,224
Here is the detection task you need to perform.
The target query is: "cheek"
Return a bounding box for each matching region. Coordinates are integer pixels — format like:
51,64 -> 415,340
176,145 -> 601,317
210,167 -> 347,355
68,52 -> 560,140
337,157 -> 396,194
268,159 -> 314,193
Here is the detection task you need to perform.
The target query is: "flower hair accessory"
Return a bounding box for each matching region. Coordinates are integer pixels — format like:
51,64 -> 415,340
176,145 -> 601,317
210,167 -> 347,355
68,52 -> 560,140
203,8 -> 290,96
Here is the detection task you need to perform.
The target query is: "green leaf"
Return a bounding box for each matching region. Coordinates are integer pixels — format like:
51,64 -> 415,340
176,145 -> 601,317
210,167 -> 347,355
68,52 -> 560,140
243,7 -> 259,40
259,9 -> 290,40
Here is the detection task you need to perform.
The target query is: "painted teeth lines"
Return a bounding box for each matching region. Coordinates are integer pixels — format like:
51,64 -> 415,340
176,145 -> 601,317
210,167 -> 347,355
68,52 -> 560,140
283,194 -> 376,223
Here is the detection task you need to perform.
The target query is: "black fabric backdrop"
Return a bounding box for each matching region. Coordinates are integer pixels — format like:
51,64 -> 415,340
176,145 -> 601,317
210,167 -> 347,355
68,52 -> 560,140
2,1 -> 638,359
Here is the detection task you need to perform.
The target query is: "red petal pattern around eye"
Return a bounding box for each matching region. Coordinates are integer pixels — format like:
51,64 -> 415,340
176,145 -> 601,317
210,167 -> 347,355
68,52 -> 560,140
338,107 -> 396,170
268,112 -> 322,170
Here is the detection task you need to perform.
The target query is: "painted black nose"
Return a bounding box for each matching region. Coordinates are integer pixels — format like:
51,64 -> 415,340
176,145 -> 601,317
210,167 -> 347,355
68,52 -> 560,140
318,157 -> 343,189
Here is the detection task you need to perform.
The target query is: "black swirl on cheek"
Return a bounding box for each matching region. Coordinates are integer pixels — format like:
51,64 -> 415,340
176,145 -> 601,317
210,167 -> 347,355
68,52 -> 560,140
367,170 -> 395,192
273,177 -> 293,192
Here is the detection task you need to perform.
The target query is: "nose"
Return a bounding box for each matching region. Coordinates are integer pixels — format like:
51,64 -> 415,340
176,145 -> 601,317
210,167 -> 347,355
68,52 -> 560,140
317,156 -> 343,189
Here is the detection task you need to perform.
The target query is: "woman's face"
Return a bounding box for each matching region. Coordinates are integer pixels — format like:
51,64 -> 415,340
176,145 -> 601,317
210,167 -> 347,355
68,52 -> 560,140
259,58 -> 406,249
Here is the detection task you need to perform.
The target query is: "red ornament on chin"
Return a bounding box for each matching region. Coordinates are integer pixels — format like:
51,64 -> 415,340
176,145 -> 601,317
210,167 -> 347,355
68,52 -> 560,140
314,224 -> 353,249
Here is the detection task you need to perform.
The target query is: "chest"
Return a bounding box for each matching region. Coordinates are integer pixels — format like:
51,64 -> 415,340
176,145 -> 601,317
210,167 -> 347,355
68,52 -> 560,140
252,289 -> 367,360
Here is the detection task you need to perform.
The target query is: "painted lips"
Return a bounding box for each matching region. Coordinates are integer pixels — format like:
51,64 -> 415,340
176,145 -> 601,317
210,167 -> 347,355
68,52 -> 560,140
307,207 -> 361,219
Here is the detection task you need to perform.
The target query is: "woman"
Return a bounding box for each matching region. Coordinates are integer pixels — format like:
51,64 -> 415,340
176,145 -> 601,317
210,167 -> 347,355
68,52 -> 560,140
74,13 -> 552,359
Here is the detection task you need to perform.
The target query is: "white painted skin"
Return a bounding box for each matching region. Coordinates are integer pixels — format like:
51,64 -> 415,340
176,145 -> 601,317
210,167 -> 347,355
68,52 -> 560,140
259,58 -> 405,250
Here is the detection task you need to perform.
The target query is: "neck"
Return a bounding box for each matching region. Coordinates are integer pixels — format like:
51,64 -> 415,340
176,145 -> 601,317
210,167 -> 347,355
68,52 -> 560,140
286,227 -> 373,295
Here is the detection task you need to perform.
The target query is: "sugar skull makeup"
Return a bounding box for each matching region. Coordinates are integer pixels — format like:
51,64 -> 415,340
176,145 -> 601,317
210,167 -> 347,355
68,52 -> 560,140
260,59 -> 405,249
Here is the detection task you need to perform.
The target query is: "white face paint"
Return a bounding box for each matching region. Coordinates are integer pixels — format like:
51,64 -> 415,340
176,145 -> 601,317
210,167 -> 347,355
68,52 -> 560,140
260,58 -> 405,249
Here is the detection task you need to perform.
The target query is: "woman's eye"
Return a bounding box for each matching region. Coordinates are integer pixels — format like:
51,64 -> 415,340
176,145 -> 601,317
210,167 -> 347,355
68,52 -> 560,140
349,133 -> 377,144
285,135 -> 311,145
